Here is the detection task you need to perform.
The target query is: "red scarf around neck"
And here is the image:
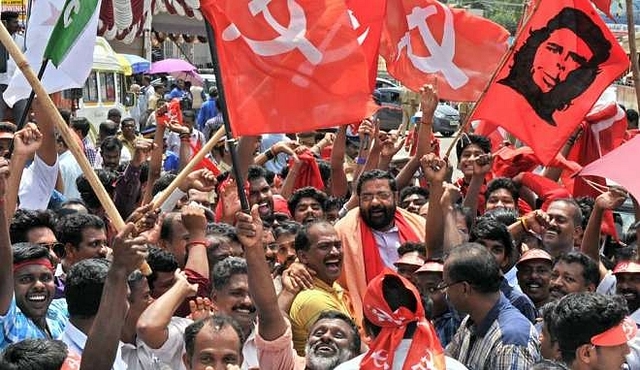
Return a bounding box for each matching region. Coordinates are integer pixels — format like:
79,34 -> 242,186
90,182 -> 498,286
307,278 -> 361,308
359,211 -> 421,283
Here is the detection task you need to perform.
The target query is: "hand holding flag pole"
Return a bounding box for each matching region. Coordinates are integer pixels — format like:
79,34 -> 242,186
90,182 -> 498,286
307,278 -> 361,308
0,21 -> 153,276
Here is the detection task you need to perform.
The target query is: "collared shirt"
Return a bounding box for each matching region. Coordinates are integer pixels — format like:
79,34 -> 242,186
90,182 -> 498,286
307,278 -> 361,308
371,226 -> 401,269
117,133 -> 142,159
83,136 -> 98,166
500,278 -> 537,323
289,277 -> 354,355
121,336 -> 172,370
434,309 -> 463,348
60,321 -> 128,370
0,295 -> 68,349
446,294 -> 540,370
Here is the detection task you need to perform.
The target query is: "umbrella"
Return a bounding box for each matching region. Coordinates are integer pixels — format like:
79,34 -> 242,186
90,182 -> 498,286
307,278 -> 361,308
122,54 -> 151,74
149,58 -> 197,74
171,70 -> 204,86
578,135 -> 640,201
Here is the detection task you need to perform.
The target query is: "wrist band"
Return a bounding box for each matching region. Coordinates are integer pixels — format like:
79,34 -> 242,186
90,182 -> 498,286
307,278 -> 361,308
265,148 -> 275,160
355,156 -> 366,165
186,240 -> 207,249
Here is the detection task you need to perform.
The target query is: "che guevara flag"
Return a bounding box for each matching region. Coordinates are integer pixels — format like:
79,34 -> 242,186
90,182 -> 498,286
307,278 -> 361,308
200,0 -> 377,136
471,0 -> 629,164
380,0 -> 509,102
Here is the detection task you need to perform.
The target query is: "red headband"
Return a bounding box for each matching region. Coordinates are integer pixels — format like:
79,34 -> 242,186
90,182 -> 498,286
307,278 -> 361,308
13,258 -> 54,273
591,317 -> 638,347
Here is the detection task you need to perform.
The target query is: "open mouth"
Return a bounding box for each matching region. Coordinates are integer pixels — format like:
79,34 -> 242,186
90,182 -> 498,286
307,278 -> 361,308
325,259 -> 342,273
27,294 -> 47,302
258,202 -> 271,215
314,343 -> 337,356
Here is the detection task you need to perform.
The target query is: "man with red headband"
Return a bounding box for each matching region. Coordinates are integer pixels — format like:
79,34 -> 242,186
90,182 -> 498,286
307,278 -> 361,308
550,292 -> 637,370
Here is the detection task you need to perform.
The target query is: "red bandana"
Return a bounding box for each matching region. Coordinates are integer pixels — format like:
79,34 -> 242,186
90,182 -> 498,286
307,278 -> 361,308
359,211 -> 420,283
361,270 -> 445,370
12,258 -> 54,273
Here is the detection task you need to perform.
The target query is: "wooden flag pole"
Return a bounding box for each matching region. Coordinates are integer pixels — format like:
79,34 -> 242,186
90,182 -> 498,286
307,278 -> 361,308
151,125 -> 226,209
625,0 -> 640,111
0,23 -> 153,275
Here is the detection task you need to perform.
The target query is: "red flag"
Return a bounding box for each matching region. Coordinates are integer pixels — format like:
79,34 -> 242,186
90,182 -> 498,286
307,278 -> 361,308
471,0 -> 629,164
346,0 -> 386,89
592,0 -> 614,19
380,0 -> 509,101
201,0 -> 377,136
190,141 -> 221,176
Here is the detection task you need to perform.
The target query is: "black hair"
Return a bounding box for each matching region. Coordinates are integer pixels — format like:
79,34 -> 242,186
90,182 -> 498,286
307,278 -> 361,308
574,196 -> 594,230
100,135 -> 123,154
324,196 -> 343,212
273,221 -> 301,239
0,121 -> 16,134
455,134 -> 492,163
444,242 -> 502,293
153,173 -> 177,196
294,220 -> 333,252
0,12 -> 19,21
159,212 -> 181,242
107,108 -> 122,118
146,246 -> 179,290
356,169 -> 397,196
56,213 -> 105,248
397,241 -> 427,257
313,310 -> 361,355
470,218 -> 515,260
211,257 -> 247,292
184,315 -> 245,366
288,187 -> 328,215
627,108 -> 639,128
12,243 -> 53,265
541,299 -> 560,345
554,292 -> 628,364
247,165 -> 267,183
99,121 -> 118,137
399,186 -> 429,203
452,204 -> 474,232
76,169 -> 118,210
10,209 -> 56,244
549,198 -> 583,228
317,160 -> 331,188
485,177 -> 519,204
65,258 -> 110,319
481,207 -> 519,227
0,339 -> 68,370
207,223 -> 240,243
553,251 -> 599,288
70,117 -> 91,137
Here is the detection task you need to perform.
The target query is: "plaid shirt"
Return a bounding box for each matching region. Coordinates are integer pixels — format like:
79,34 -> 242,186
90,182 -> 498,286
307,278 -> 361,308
446,294 -> 540,370
82,136 -> 97,166
0,296 -> 68,349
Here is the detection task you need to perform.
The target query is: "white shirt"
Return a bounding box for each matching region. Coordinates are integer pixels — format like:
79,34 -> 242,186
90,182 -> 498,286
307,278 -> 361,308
60,321 -> 128,370
334,339 -> 469,370
372,226 -> 401,269
59,150 -> 83,200
120,337 -> 172,370
0,33 -> 25,85
166,129 -> 206,155
18,154 -> 58,210
597,271 -> 617,296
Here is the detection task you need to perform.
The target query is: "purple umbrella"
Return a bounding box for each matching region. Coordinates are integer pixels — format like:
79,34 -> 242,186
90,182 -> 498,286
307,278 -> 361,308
149,58 -> 197,74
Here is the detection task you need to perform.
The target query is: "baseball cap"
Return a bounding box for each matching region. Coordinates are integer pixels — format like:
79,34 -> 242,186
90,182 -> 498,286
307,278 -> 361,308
516,248 -> 553,268
393,251 -> 425,269
415,260 -> 444,274
613,261 -> 640,275
590,316 -> 638,346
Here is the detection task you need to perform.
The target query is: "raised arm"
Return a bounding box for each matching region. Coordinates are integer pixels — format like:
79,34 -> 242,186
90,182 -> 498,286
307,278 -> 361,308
0,158 -> 13,315
420,153 -> 448,259
32,99 -> 56,166
330,126 -> 349,198
5,123 -> 41,219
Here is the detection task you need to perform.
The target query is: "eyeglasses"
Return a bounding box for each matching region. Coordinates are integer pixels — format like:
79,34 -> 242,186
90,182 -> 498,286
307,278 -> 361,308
360,191 -> 393,202
39,242 -> 64,252
435,280 -> 465,292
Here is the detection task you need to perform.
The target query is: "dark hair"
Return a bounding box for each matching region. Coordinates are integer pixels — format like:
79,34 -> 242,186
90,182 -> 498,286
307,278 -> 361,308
452,204 -> 474,232
485,177 -> 519,204
12,243 -> 53,265
455,134 -> 492,163
553,251 -> 599,288
288,187 -> 328,215
10,209 -> 56,244
58,110 -> 72,126
0,11 -> 19,21
70,117 -> 91,137
100,135 -> 123,154
399,186 -> 429,203
498,8 -> 612,125
356,169 -> 397,196
184,315 -> 245,365
481,207 -> 519,227
317,160 -> 331,188
56,213 -> 105,248
0,121 -> 16,134
541,300 -> 560,344
212,257 -> 247,292
273,221 -> 301,239
324,196 -> 343,212
65,258 -> 110,319
313,310 -> 361,355
76,170 -> 118,210
397,241 -> 427,257
247,165 -> 267,183
294,220 -> 333,252
554,293 -> 628,364
0,339 -> 68,370
207,223 -> 240,243
444,242 -> 502,293
575,196 -> 594,230
153,173 -> 177,196
182,110 -> 196,120
159,212 -> 181,242
627,108 -> 639,128
107,108 -> 122,118
470,218 -> 515,260
146,246 -> 179,290
99,121 -> 118,137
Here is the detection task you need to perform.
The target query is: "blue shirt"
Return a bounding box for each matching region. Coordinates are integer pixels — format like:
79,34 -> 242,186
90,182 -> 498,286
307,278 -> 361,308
0,295 -> 68,349
500,277 -> 537,323
197,98 -> 218,130
167,87 -> 185,100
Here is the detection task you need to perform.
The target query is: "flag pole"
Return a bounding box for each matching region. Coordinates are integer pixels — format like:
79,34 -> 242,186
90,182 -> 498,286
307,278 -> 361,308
204,20 -> 251,213
15,59 -> 47,130
443,1 -> 541,159
625,0 -> 640,111
0,22 -> 153,275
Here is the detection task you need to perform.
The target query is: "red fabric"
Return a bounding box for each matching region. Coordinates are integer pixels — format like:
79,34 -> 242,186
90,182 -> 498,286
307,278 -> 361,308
175,268 -> 212,318
346,0 -> 386,89
359,213 -> 421,282
520,172 -> 572,211
492,146 -> 541,179
592,0 -> 613,19
455,177 -> 487,214
380,0 -> 509,102
189,141 -> 221,176
200,1 -> 377,135
12,258 -> 54,273
287,149 -> 325,191
60,350 -> 81,370
471,0 -> 629,164
273,195 -> 292,217
474,119 -> 506,153
625,129 -> 640,141
360,270 -> 445,370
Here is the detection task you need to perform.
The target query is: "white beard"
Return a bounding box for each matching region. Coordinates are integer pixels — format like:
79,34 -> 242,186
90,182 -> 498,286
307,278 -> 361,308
305,343 -> 354,370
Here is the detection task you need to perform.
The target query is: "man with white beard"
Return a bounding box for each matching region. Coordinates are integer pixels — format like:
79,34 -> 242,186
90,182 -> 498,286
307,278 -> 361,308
236,205 -> 361,370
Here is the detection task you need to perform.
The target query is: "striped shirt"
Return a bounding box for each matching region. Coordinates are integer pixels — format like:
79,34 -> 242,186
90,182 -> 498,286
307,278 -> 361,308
0,295 -> 68,349
446,294 -> 540,370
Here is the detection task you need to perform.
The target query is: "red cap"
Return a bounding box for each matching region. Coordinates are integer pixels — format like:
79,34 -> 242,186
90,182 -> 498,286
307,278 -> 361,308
415,261 -> 444,274
393,251 -> 426,268
516,249 -> 553,268
272,195 -> 292,218
613,261 -> 640,275
591,317 -> 638,346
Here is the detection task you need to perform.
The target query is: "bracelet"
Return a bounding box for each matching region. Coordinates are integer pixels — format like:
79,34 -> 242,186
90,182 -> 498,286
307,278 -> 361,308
355,156 -> 366,165
265,148 -> 275,160
179,133 -> 190,139
518,217 -> 529,232
186,240 -> 207,249
338,205 -> 349,218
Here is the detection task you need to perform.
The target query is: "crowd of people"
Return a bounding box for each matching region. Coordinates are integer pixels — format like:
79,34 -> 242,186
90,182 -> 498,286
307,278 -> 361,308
0,64 -> 639,370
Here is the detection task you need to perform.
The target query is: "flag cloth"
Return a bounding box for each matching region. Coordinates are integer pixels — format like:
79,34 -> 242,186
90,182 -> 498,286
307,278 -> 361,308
346,0 -> 386,89
380,0 -> 509,102
44,0 -> 101,66
3,0 -> 101,107
200,0 -> 377,136
471,0 -> 628,164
